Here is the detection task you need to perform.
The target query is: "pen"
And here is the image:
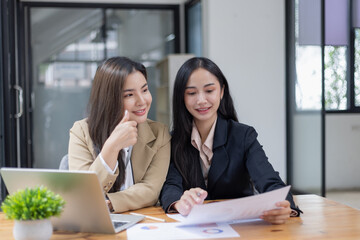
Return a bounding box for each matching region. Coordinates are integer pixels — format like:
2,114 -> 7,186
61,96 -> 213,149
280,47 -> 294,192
130,212 -> 166,222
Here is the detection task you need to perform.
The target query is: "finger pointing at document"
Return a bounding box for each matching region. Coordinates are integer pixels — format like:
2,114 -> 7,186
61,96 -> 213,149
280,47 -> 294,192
174,188 -> 208,216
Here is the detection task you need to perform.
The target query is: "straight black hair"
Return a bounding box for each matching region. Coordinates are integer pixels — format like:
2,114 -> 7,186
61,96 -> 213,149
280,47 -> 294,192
171,57 -> 238,188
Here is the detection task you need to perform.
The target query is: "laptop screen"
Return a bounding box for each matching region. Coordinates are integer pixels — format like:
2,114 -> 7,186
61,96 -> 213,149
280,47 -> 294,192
0,168 -> 143,233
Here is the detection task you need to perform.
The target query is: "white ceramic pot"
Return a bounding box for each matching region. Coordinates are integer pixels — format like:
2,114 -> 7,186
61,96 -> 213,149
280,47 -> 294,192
13,218 -> 53,240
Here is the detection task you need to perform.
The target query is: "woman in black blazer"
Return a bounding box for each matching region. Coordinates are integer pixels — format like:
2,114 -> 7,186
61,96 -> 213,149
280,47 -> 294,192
160,57 -> 301,224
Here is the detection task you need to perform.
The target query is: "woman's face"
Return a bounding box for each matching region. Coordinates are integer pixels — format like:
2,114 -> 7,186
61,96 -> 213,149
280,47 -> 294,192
122,71 -> 152,124
184,68 -> 224,127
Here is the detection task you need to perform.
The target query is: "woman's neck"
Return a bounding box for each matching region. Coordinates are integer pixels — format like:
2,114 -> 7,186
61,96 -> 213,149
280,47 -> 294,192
194,115 -> 217,144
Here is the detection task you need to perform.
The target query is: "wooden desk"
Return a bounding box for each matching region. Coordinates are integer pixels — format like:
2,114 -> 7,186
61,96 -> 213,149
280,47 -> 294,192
1,195 -> 360,239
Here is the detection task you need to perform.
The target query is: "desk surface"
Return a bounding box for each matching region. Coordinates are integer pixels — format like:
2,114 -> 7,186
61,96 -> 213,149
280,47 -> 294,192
1,195 -> 360,239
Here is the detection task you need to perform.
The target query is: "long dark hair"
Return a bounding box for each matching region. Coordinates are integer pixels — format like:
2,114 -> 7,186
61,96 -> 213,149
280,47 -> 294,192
87,56 -> 147,190
172,57 -> 238,188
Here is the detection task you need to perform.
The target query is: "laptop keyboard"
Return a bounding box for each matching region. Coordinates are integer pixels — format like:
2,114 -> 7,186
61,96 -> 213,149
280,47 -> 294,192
112,221 -> 127,229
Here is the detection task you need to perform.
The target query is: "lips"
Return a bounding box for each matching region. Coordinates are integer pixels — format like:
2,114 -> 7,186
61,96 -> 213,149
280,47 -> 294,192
132,108 -> 147,116
196,107 -> 211,114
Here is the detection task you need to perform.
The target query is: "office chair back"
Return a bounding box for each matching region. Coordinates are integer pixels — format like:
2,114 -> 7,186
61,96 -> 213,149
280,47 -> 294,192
59,154 -> 69,170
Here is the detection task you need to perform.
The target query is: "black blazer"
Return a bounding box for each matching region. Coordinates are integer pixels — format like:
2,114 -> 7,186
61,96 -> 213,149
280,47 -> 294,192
160,115 -> 301,214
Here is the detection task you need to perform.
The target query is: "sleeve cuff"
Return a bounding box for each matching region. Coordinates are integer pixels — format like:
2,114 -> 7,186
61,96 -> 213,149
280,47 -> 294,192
167,201 -> 179,213
290,209 -> 298,217
99,153 -> 118,174
290,207 -> 303,217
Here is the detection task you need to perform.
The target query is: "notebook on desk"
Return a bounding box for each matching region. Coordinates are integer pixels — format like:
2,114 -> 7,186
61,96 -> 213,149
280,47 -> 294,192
0,167 -> 144,234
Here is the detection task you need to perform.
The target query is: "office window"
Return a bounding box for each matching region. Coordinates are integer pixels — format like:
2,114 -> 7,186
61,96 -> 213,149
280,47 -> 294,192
290,0 -> 323,195
295,46 -> 322,110
295,0 -> 322,110
294,0 -> 360,112
324,46 -> 347,110
355,29 -> 360,106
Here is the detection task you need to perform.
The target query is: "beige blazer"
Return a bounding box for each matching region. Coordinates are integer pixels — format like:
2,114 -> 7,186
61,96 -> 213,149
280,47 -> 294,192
68,118 -> 171,212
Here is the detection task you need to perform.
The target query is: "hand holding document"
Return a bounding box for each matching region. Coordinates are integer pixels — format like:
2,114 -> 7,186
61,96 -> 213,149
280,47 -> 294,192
170,186 -> 290,226
128,187 -> 290,240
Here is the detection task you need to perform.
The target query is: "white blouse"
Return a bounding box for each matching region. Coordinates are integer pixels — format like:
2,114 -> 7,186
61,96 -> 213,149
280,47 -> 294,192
99,146 -> 134,191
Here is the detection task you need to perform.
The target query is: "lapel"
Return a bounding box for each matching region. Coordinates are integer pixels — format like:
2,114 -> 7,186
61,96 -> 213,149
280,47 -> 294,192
131,120 -> 156,183
207,115 -> 229,193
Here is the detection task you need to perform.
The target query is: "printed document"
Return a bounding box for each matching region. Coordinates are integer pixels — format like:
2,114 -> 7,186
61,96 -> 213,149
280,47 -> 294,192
170,186 -> 290,225
127,222 -> 239,240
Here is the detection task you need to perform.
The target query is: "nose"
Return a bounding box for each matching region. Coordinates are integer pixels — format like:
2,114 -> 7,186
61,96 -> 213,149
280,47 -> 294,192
197,92 -> 207,105
136,94 -> 145,106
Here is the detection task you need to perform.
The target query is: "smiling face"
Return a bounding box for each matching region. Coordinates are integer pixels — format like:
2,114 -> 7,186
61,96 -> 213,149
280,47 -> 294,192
184,68 -> 224,128
122,71 -> 152,123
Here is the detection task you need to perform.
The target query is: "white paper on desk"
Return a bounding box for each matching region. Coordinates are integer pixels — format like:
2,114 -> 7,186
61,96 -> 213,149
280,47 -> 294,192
167,214 -> 262,224
126,222 -> 239,240
178,185 -> 290,226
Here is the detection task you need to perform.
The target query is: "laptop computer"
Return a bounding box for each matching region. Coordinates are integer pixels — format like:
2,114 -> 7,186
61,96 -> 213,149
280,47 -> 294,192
0,167 -> 144,234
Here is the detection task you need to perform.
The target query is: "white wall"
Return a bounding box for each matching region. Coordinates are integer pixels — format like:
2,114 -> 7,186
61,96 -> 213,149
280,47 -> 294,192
202,0 -> 287,179
326,114 -> 360,190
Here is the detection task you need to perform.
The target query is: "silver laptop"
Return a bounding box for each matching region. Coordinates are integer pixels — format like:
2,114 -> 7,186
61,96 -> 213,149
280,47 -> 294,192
0,168 -> 144,234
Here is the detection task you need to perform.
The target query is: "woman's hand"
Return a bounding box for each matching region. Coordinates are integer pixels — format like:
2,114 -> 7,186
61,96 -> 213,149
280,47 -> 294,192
260,200 -> 291,224
105,199 -> 113,212
101,110 -> 138,169
174,188 -> 208,216
106,110 -> 138,150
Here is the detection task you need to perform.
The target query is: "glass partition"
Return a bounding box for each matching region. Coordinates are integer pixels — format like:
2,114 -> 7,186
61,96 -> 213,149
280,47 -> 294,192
30,7 -> 176,169
186,1 -> 202,56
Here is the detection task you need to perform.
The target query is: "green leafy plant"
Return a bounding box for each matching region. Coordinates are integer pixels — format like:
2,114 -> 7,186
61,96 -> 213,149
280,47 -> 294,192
1,186 -> 65,220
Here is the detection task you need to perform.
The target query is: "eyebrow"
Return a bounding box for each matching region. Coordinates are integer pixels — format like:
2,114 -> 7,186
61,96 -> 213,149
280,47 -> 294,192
123,83 -> 148,92
185,83 -> 215,89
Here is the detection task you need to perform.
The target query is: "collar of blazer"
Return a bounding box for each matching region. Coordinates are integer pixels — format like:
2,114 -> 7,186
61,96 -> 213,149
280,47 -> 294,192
207,115 -> 230,192
213,115 -> 228,149
131,120 -> 156,183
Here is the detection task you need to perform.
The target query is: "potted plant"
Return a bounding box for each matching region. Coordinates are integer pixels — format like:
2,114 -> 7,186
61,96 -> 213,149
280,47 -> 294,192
1,185 -> 65,240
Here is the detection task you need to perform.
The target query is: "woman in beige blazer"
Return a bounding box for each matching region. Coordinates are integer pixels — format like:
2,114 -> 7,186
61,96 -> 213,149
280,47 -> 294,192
68,57 -> 170,213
